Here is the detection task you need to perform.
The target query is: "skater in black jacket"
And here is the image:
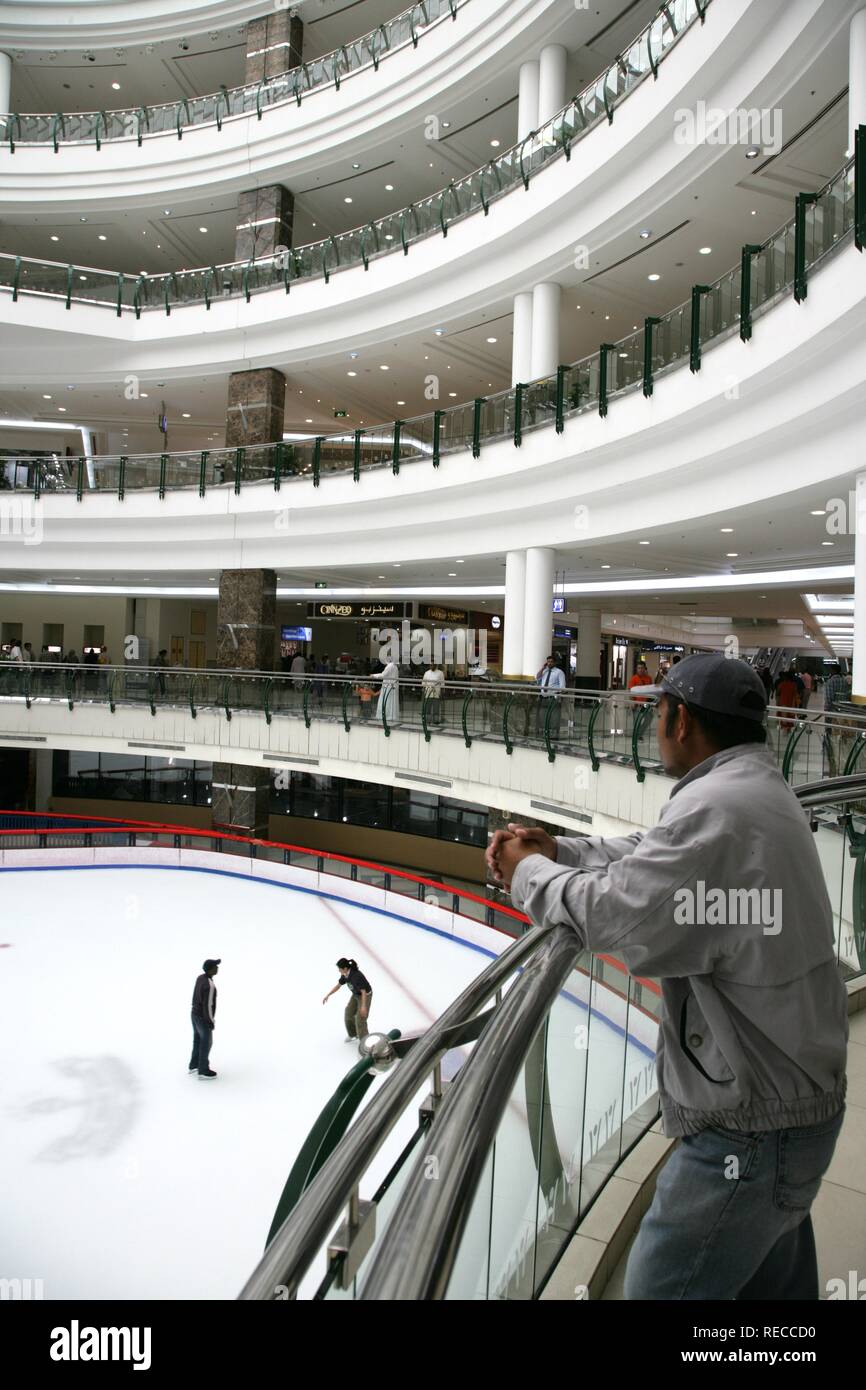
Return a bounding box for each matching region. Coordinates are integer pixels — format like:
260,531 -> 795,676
189,958 -> 220,1079
323,958 -> 373,1041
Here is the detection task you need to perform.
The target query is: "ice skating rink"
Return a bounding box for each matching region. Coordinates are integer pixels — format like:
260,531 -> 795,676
0,864 -> 655,1300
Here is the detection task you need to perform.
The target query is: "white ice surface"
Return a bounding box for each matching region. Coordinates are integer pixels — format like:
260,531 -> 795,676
0,865 -> 653,1301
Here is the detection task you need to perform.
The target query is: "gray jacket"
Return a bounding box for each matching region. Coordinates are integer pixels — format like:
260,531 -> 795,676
511,744 -> 848,1137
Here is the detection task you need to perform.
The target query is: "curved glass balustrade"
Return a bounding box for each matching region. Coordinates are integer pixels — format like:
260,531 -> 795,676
0,0 -> 710,317
0,137 -> 858,504
1,661 -> 862,793
0,0 -> 469,149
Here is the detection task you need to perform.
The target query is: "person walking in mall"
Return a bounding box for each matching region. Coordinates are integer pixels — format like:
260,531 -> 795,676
375,657 -> 400,725
535,654 -> 565,738
487,654 -> 847,1301
774,668 -> 800,730
322,958 -> 373,1042
422,661 -> 445,725
189,958 -> 220,1079
628,659 -> 653,700
153,649 -> 168,698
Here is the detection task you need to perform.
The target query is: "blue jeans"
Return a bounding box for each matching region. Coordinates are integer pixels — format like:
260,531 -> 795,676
625,1109 -> 844,1300
189,1013 -> 213,1075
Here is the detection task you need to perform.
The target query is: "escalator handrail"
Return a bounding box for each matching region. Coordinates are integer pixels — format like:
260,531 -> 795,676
237,919 -> 554,1300
794,773 -> 866,808
360,923 -> 580,1299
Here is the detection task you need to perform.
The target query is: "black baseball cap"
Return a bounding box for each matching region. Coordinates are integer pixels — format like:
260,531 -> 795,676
628,653 -> 767,722
203,958 -> 221,971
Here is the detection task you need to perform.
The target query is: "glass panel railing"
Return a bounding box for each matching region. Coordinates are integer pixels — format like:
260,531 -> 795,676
4,149 -> 855,502
1,0 -> 470,149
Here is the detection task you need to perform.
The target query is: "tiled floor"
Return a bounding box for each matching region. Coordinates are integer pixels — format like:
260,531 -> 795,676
602,1011 -> 866,1299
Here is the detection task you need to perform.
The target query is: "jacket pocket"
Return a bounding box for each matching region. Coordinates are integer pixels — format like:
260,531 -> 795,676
679,992 -> 736,1085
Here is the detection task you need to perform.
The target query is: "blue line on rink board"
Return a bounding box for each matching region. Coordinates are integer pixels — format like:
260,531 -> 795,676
0,862 -> 657,1060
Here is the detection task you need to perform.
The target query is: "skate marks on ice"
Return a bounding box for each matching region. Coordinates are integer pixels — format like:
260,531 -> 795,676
11,1057 -> 140,1161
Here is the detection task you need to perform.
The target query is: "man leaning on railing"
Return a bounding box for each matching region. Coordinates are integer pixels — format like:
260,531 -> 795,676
488,653 -> 847,1301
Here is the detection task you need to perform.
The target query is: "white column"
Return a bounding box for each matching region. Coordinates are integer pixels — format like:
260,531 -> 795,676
518,60 -> 539,141
850,9 -> 866,154
502,550 -> 526,679
511,292 -> 533,386
530,281 -> 561,380
522,547 -> 555,677
575,610 -> 602,689
0,53 -> 11,117
538,44 -> 567,127
853,473 -> 866,701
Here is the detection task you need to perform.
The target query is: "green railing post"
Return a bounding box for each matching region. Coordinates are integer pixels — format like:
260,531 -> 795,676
392,419 -> 402,475
115,272 -> 124,317
543,698 -> 558,763
135,106 -> 149,146
108,671 -> 117,715
689,284 -> 711,372
739,244 -> 763,341
781,719 -> 809,782
313,437 -> 323,488
76,457 -> 84,502
303,678 -> 312,729
856,125 -> 865,253
598,344 -> 614,418
118,456 -> 127,501
158,453 -> 168,499
199,450 -> 209,497
65,264 -> 73,311
642,316 -> 660,397
65,667 -> 75,711
794,192 -> 819,303
222,675 -> 234,722
472,397 -> 485,459
263,677 -> 273,726
189,675 -> 199,720
587,698 -> 603,771
147,672 -> 157,717
502,691 -> 517,755
555,365 -> 566,433
11,255 -> 21,302
33,462 -> 41,500
421,691 -> 431,743
234,446 -> 245,495
274,441 -> 284,491
432,410 -> 443,468
514,384 -> 524,446
382,684 -> 392,738
461,689 -> 474,748
353,429 -> 362,482
631,703 -> 652,782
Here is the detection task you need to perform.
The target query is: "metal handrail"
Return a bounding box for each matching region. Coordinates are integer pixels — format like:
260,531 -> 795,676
360,924 -> 580,1299
794,773 -> 866,808
237,920 -> 553,1299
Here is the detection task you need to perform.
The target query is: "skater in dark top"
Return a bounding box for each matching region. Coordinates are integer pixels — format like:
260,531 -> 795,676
189,958 -> 220,1079
323,958 -> 373,1041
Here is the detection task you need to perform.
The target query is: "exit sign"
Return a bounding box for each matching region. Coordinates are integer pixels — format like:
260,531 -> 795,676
334,410 -> 349,419
315,581 -> 328,589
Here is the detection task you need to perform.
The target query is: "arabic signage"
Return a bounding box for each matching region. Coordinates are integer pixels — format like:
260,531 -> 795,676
418,604 -> 470,624
307,602 -> 409,620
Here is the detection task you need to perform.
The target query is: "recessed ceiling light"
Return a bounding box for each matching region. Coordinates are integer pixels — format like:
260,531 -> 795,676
347,370 -> 357,377
442,121 -> 451,130
58,407 -> 67,412
822,541 -> 835,546
182,412 -> 190,418
434,328 -> 445,336
344,197 -> 353,204
639,229 -> 652,239
349,352 -> 359,359
449,392 -> 457,397
720,527 -> 734,533
378,575 -> 386,579
50,235 -> 59,242
486,337 -> 497,344
397,400 -> 406,405
648,273 -> 660,281
639,540 -> 650,545
199,227 -> 208,233
380,365 -> 389,371
601,564 -> 611,569
751,209 -> 757,215
164,209 -> 171,216
393,563 -> 401,568
42,394 -> 52,400
352,162 -> 361,170
745,146 -> 760,159
305,418 -> 313,424
456,559 -> 464,564
111,82 -> 121,90
619,351 -> 628,358
79,217 -> 87,223
699,246 -> 712,255
726,552 -> 739,557
810,509 -> 827,516
140,392 -> 148,398
385,184 -> 395,192
490,139 -> 500,148
98,234 -> 107,241
448,573 -> 457,577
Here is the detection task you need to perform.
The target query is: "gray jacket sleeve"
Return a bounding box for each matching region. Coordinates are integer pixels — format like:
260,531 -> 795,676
512,810 -> 722,979
553,832 -> 644,869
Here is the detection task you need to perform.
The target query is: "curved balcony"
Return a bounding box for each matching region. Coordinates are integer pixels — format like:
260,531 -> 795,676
2,0 -> 469,151
1,150 -> 859,510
